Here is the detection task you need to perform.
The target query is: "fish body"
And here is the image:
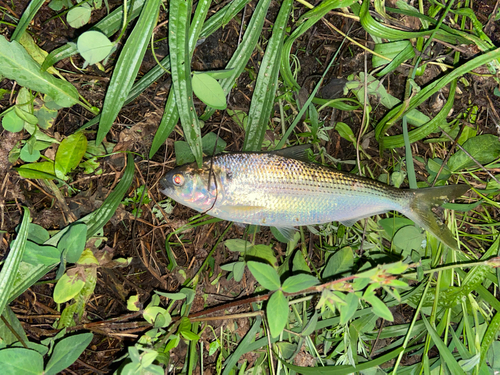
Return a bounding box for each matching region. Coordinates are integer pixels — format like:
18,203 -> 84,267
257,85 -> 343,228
160,146 -> 468,249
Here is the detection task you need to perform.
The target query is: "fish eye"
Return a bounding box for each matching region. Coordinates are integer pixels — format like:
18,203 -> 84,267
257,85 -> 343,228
172,173 -> 185,186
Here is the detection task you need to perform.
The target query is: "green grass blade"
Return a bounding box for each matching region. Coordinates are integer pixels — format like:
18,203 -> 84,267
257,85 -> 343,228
96,0 -> 161,145
281,0 -> 357,90
380,80 -> 457,149
0,207 -> 29,317
359,0 -> 469,45
421,315 -> 467,374
375,48 -> 500,143
200,0 -> 272,121
242,0 -> 293,151
149,0 -> 211,158
281,347 -> 404,374
169,0 -> 203,167
11,0 -> 45,41
81,0 -> 249,135
222,316 -> 262,375
188,0 -> 211,52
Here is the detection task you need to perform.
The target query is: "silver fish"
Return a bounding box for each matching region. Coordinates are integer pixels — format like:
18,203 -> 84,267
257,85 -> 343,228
160,145 -> 468,249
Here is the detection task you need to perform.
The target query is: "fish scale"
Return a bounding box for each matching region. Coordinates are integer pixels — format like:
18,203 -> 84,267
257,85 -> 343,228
160,145 -> 469,250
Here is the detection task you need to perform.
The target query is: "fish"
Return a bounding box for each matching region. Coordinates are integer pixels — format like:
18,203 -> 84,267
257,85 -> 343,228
159,145 -> 469,250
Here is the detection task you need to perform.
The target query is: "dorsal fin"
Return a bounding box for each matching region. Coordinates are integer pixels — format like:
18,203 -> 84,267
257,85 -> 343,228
269,145 -> 312,162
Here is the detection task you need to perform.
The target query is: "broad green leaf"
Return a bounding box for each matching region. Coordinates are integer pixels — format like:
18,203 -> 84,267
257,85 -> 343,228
45,333 -> 93,375
292,251 -> 311,273
127,295 -> 140,311
378,217 -> 414,239
67,4 -> 92,28
242,0 -> 292,151
96,0 -> 161,144
27,223 -> 50,244
0,306 -> 29,346
20,144 -> 40,162
0,348 -> 44,375
192,73 -> 227,109
372,40 -> 412,67
174,133 -> 227,164
245,244 -> 277,267
14,107 -> 38,125
16,161 -> 57,180
233,261 -> 245,282
335,122 -> 356,145
281,274 -> 319,293
267,291 -> 289,338
201,132 -> 227,155
77,31 -> 113,65
22,241 -> 60,266
54,132 -> 88,180
57,223 -> 87,263
247,261 -> 280,291
392,225 -> 425,254
0,36 -> 79,107
225,239 -> 251,252
2,111 -> 24,132
143,306 -> 171,327
18,32 -> 58,75
322,247 -> 354,279
364,294 -> 393,321
340,292 -> 359,324
0,207 -> 30,317
448,134 -> 500,171
53,272 -> 85,304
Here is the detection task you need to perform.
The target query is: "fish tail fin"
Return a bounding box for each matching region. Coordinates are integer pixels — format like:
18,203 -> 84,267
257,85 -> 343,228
404,185 -> 469,251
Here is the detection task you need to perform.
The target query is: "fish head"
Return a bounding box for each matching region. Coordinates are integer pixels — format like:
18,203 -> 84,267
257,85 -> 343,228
159,162 -> 219,213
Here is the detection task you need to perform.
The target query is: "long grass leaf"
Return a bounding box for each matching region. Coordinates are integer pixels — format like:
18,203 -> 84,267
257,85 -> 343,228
421,315 -> 466,374
169,0 -> 203,167
242,0 -> 293,151
359,0 -> 469,45
200,0 -> 272,121
0,207 -> 29,316
11,0 -> 45,41
81,0 -> 249,135
381,80 -> 457,149
96,0 -> 161,145
149,0 -> 211,158
281,0 -> 357,90
222,316 -> 262,375
375,48 -> 500,143
281,347 -> 404,374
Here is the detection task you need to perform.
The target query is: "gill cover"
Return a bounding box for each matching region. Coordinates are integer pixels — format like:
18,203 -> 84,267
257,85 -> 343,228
160,164 -> 218,213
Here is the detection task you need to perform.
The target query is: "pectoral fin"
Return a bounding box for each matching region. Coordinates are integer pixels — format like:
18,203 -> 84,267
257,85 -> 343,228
340,219 -> 359,227
271,226 -> 297,243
